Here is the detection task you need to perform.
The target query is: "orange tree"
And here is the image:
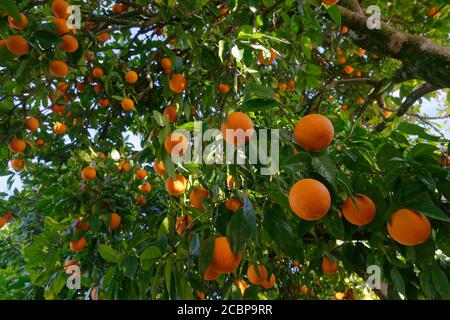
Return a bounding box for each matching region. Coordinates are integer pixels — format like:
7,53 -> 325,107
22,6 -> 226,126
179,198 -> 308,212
0,0 -> 449,300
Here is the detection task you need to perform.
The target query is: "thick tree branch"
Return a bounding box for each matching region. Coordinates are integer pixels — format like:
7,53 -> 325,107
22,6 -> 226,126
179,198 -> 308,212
337,5 -> 450,88
375,83 -> 441,131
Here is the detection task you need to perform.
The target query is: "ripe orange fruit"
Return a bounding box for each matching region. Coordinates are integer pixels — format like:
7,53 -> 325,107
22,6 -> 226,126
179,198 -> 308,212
6,35 -> 29,56
342,195 -> 376,226
165,174 -> 187,196
99,98 -> 109,108
176,214 -> 194,236
53,122 -> 68,134
0,217 -> 6,230
219,83 -> 230,94
60,34 -> 78,52
300,285 -> 308,294
204,265 -> 220,281
2,212 -> 13,223
125,71 -> 138,84
235,279 -> 249,295
10,158 -> 24,171
109,213 -> 121,229
356,97 -> 365,104
189,186 -> 211,211
153,159 -> 166,176
387,209 -> 431,246
321,258 -> 339,275
112,3 -> 126,13
63,259 -> 78,272
69,236 -> 87,252
98,32 -> 110,42
169,74 -> 187,94
52,0 -> 70,19
92,67 -> 104,78
163,106 -> 177,123
93,84 -> 103,95
210,236 -> 242,273
52,104 -> 66,114
160,57 -> 172,70
164,132 -> 189,157
36,138 -> 45,146
221,112 -> 254,145
225,198 -> 243,213
219,6 -> 229,15
136,195 -> 147,206
49,60 -> 69,77
293,114 -> 334,152
262,273 -> 276,289
135,168 -> 147,180
341,104 -> 348,111
195,290 -> 205,300
258,49 -> 276,65
0,39 -> 6,48
56,82 -> 68,92
428,6 -> 439,17
279,82 -> 287,91
357,48 -> 365,57
118,160 -> 131,172
288,80 -> 295,91
9,139 -> 26,153
76,82 -> 85,92
335,292 -> 345,300
289,178 -> 331,220
8,13 -> 28,29
81,166 -> 96,181
226,175 -> 235,187
383,110 -> 393,118
247,264 -> 268,285
75,216 -> 90,231
139,183 -> 152,193
322,0 -> 339,5
338,56 -> 346,64
344,65 -> 354,74
121,98 -> 134,111
341,25 -> 349,33
355,71 -> 362,78
53,18 -> 70,34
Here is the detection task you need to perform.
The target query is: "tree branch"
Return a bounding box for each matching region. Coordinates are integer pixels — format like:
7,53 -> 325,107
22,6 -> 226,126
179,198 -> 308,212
337,5 -> 450,88
375,83 -> 441,131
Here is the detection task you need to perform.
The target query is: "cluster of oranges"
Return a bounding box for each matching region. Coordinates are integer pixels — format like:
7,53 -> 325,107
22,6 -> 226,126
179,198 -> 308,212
0,212 -> 14,230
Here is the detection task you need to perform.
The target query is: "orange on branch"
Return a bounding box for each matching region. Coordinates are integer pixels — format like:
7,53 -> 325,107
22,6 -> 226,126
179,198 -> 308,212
125,71 -> 138,84
165,174 -> 187,196
49,60 -> 69,77
9,139 -> 26,153
135,169 -> 147,180
139,183 -> 152,193
258,49 -> 276,65
293,114 -> 334,152
247,264 -> 268,285
289,178 -> 331,220
8,13 -> 28,30
153,159 -> 166,176
60,35 -> 78,52
164,132 -> 189,157
210,236 -> 241,273
321,258 -> 339,275
81,167 -> 96,181
53,122 -> 68,134
52,0 -> 70,19
225,198 -> 243,213
69,237 -> 87,252
109,213 -> 121,229
204,265 -> 220,281
189,186 -> 211,211
11,159 -> 24,171
176,214 -> 194,236
342,195 -> 376,226
6,35 -> 29,56
387,209 -> 431,246
121,98 -> 134,111
169,74 -> 187,94
163,106 -> 177,123
221,112 -> 254,145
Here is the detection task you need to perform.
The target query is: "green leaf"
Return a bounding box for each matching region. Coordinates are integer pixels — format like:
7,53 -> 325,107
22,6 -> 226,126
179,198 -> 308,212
305,64 -> 321,76
98,244 -> 122,264
323,211 -> 345,239
390,266 -> 406,296
431,263 -> 450,299
0,0 -> 21,22
407,201 -> 450,222
218,40 -> 225,62
419,269 -> 435,299
397,122 -> 441,142
326,5 -> 341,25
242,195 -> 257,235
162,150 -> 176,180
122,256 -> 138,279
241,99 -> 279,111
226,210 -> 251,256
436,226 -> 450,256
198,237 -> 214,275
153,110 -> 168,127
311,154 -> 338,191
243,83 -> 275,102
140,246 -> 162,270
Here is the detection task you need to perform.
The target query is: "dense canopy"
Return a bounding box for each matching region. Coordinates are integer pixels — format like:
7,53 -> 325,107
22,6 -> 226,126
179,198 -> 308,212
0,0 -> 449,300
